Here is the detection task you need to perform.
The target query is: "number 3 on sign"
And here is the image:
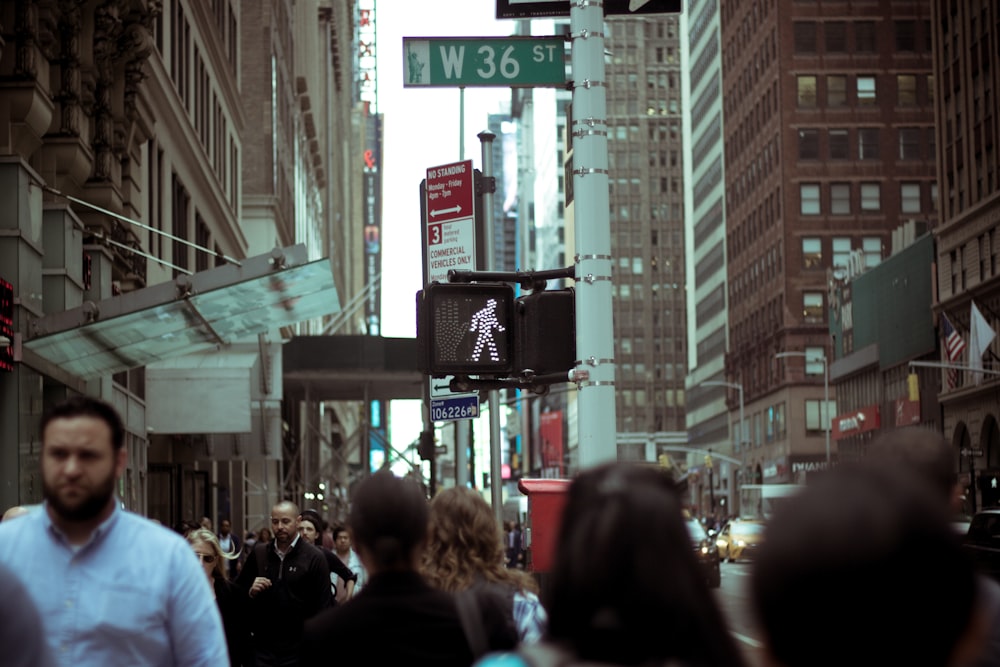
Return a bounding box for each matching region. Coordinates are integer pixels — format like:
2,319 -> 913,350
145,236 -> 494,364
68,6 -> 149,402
428,223 -> 442,245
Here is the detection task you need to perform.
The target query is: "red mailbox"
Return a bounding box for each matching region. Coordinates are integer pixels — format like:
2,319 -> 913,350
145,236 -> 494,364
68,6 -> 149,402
517,478 -> 572,573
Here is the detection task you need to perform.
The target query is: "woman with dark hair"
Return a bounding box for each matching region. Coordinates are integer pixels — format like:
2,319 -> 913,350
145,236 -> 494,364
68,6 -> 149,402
298,510 -> 357,601
479,462 -> 746,667
186,528 -> 252,666
422,487 -> 546,643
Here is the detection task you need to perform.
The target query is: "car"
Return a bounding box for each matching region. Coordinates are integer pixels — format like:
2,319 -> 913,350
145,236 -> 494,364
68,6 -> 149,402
715,519 -> 766,563
963,508 -> 1000,581
685,515 -> 721,588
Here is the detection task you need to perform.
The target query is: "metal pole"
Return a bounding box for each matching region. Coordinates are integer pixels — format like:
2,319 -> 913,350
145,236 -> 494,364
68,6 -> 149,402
571,0 -> 617,468
738,384 -> 745,453
460,88 -> 465,159
455,420 -> 469,487
480,130 -> 504,524
824,357 -> 830,465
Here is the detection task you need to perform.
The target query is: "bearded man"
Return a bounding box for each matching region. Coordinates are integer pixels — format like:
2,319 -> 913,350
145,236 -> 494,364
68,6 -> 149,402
0,395 -> 228,666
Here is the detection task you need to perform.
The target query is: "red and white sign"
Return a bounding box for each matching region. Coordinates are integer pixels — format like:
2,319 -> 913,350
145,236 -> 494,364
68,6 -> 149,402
831,404 -> 880,440
424,160 -> 476,285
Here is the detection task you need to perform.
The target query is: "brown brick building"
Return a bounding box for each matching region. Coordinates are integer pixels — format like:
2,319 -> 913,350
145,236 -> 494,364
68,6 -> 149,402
720,0 -> 936,484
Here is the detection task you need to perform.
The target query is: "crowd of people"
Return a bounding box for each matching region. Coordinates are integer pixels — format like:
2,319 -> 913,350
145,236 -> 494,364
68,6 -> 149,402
1,394 -> 998,667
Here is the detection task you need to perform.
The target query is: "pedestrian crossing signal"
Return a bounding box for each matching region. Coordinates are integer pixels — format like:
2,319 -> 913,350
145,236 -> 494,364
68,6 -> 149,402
417,282 -> 514,376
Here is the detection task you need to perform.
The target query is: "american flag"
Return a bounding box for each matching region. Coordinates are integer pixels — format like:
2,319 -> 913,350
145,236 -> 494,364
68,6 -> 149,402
941,313 -> 966,388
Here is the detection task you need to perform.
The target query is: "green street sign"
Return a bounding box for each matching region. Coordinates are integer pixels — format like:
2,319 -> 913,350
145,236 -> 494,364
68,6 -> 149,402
403,37 -> 567,88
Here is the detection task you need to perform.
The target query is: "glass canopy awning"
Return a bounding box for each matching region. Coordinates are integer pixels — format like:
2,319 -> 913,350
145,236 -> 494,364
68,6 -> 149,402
24,245 -> 339,380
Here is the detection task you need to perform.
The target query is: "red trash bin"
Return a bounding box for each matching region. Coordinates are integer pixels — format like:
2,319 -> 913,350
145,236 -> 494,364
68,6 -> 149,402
517,478 -> 572,573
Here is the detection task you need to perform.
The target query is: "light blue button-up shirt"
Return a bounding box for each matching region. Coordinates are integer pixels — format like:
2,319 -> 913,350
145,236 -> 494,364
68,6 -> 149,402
0,502 -> 229,666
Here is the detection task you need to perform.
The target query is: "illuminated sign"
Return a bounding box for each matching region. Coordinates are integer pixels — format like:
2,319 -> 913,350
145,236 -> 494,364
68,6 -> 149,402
0,277 -> 14,372
358,0 -> 377,110
418,282 -> 513,375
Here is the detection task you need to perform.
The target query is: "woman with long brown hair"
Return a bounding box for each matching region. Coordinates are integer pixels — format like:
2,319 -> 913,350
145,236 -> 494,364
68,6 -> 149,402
422,486 -> 547,644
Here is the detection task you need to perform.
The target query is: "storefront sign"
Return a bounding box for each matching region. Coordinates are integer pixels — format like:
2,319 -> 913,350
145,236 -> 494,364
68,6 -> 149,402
831,404 -> 880,440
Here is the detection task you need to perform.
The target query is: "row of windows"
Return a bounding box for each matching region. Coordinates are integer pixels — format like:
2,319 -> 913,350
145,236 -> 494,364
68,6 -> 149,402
728,188 -> 781,259
727,135 -> 778,213
733,398 -> 838,451
797,127 -> 935,162
948,228 -> 1000,296
725,29 -> 777,118
729,243 -> 782,307
726,81 -> 778,167
800,236 -> 882,272
730,296 -> 782,365
796,74 -> 934,109
798,181 -> 937,216
793,20 -> 932,55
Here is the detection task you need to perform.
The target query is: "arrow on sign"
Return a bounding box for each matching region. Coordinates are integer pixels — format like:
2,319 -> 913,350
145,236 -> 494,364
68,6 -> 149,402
430,205 -> 462,218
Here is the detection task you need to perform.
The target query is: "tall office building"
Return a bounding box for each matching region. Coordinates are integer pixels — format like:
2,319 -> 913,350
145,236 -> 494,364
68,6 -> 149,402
721,0 -> 936,485
929,0 -> 1000,508
605,15 -> 687,440
681,0 -> 733,512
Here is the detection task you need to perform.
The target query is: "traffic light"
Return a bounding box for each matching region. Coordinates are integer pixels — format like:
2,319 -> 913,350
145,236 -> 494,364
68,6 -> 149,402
514,288 -> 575,376
417,282 -> 514,376
418,430 -> 436,461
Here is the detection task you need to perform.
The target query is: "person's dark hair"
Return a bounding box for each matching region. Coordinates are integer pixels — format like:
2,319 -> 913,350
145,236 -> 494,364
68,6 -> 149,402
752,464 -> 977,667
865,426 -> 956,504
545,463 -> 746,667
300,509 -> 327,532
41,395 -> 125,451
349,471 -> 428,571
332,524 -> 349,541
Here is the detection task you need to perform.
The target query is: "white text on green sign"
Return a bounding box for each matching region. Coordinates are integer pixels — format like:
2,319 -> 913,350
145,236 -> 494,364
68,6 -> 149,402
403,37 -> 566,88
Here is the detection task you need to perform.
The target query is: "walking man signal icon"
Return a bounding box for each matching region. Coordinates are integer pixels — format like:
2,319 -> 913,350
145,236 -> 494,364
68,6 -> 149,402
469,298 -> 505,362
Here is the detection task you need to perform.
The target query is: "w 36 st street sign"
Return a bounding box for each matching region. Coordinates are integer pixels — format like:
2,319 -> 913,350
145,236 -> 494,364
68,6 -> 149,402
403,37 -> 567,88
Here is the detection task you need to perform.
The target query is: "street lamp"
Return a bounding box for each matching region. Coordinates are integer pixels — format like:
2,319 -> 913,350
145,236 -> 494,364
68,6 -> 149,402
700,380 -> 746,452
776,351 -> 830,465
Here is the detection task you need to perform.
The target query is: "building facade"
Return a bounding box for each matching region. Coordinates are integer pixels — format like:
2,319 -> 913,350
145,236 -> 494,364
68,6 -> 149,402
930,0 -> 1000,511
720,0 -> 937,484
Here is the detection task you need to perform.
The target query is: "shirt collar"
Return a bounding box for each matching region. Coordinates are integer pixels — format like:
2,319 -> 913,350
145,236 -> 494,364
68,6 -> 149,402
43,498 -> 122,551
274,532 -> 300,557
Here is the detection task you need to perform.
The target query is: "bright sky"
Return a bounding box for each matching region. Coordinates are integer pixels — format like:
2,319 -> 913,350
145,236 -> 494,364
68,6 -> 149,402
375,1 -> 518,451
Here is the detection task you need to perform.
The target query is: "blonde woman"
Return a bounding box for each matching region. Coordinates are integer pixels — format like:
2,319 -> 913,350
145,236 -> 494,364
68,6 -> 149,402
186,528 -> 251,666
422,487 -> 547,644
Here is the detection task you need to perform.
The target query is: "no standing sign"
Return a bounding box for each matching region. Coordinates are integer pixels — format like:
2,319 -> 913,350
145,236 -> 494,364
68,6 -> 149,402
424,159 -> 476,285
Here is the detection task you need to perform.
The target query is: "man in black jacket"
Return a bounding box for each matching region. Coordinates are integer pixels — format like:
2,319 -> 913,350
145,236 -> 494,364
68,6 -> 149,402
237,500 -> 332,667
301,471 -> 516,666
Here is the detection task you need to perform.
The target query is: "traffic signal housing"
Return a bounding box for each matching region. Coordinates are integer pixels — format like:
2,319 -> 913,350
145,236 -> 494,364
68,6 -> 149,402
417,282 -> 514,376
416,283 -> 576,382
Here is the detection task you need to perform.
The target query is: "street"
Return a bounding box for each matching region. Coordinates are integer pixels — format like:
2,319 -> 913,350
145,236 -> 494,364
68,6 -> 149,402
713,561 -> 767,667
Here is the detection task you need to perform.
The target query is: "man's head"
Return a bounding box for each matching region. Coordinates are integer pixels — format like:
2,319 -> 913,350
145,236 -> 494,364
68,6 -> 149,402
40,395 -> 127,523
332,524 -> 351,555
866,426 -> 958,509
219,518 -> 231,537
349,471 -> 428,573
271,501 -> 300,549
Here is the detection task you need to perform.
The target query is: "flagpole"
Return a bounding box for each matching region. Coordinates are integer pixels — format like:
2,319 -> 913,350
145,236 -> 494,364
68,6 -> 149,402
907,361 -> 1000,376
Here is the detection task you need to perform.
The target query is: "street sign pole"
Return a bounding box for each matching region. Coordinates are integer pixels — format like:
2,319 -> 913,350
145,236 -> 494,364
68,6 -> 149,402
571,1 -> 617,467
479,130 -> 504,523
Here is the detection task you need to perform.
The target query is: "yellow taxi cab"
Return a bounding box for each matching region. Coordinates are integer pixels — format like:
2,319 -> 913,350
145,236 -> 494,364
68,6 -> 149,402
715,519 -> 766,562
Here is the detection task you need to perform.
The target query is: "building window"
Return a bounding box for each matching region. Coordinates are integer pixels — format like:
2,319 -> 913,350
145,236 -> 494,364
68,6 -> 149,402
798,129 -> 819,159
897,74 -> 917,106
825,22 -> 847,52
833,237 -> 852,270
855,22 -> 876,52
797,76 -> 817,107
829,129 -> 849,159
800,184 -> 821,215
802,237 -> 822,268
805,347 -> 826,376
858,128 -> 880,160
794,22 -> 817,53
830,183 -> 851,214
901,183 -> 921,213
863,237 -> 882,267
857,76 -> 877,105
805,399 -> 836,433
860,183 -> 881,212
895,20 -> 916,51
931,182 -> 939,211
899,127 -> 921,160
827,75 -> 847,107
803,292 -> 824,322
